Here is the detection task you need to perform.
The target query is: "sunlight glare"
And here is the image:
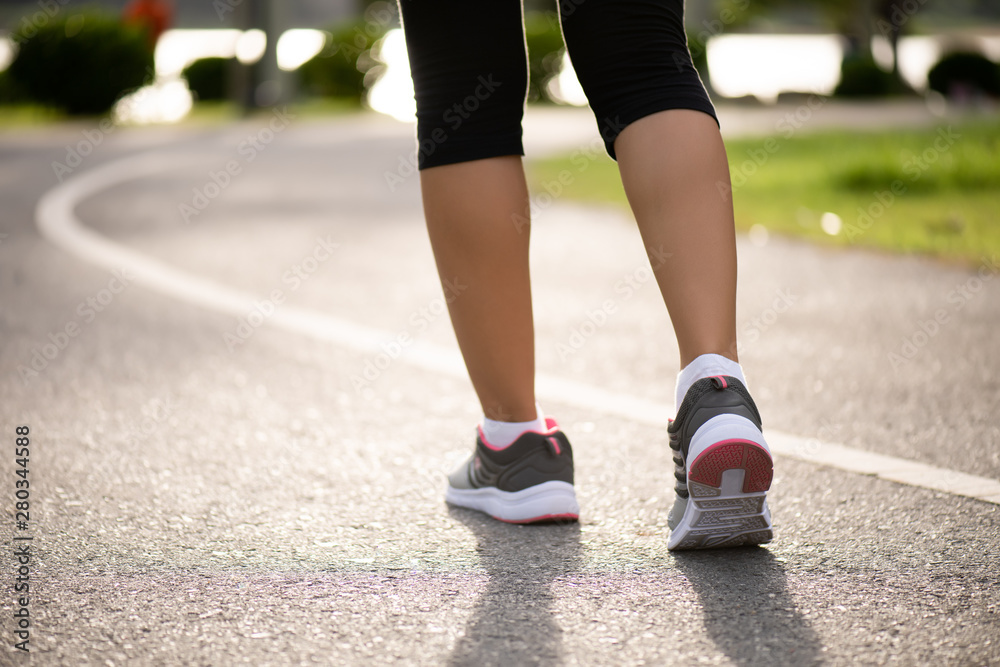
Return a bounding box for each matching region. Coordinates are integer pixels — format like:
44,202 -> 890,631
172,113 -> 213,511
277,29 -> 326,71
820,212 -> 843,236
546,52 -> 588,107
155,29 -> 243,78
708,35 -> 843,103
114,79 -> 193,125
367,29 -> 416,122
236,29 -> 266,65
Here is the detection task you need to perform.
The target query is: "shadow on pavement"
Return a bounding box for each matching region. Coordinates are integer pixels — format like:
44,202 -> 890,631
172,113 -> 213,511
446,507 -> 583,667
673,547 -> 823,666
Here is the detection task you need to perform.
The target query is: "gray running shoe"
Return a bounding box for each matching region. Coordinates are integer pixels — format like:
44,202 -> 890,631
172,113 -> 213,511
667,375 -> 773,550
446,418 -> 579,523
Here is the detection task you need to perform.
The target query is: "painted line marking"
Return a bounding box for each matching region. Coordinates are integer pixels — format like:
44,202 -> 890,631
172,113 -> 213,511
35,149 -> 1000,507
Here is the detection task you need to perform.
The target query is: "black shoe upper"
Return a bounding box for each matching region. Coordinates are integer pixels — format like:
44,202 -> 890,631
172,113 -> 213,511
451,429 -> 574,493
667,375 -> 762,499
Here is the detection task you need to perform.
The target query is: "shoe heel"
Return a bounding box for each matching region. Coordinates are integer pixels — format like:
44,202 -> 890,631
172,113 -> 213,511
668,414 -> 774,550
688,440 -> 773,495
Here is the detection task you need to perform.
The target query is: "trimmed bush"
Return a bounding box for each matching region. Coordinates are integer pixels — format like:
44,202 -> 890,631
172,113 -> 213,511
182,57 -> 233,102
0,70 -> 28,105
298,5 -> 395,103
299,5 -> 567,105
8,10 -> 154,115
686,31 -> 711,85
524,12 -> 565,103
834,55 -> 896,97
927,51 -> 1000,98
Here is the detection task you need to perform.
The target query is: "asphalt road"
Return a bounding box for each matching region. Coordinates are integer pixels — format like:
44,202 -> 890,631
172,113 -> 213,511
2,105 -> 998,665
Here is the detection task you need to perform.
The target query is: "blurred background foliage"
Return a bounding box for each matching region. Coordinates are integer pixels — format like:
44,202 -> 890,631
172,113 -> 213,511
7,9 -> 153,114
182,56 -> 232,102
0,0 -> 997,262
1,0 -> 999,114
296,4 -> 393,106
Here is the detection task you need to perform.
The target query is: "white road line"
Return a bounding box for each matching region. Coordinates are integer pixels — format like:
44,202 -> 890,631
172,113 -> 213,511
35,150 -> 1000,506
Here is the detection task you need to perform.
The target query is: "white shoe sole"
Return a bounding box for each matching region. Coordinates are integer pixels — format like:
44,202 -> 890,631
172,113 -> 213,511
446,480 -> 580,523
668,414 -> 774,550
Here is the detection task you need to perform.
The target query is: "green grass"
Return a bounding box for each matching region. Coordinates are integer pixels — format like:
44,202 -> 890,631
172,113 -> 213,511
132,97 -> 363,126
527,120 -> 1000,265
0,95 -> 362,128
0,103 -> 66,126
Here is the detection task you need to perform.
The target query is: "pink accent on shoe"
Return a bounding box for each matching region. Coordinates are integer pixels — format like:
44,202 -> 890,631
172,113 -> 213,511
541,417 -> 561,435
547,437 -> 561,455
477,418 -> 562,451
711,375 -> 728,388
496,512 -> 578,524
688,439 -> 773,493
476,425 -> 504,451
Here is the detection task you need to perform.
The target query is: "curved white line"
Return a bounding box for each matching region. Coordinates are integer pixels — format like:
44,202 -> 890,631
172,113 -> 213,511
35,150 -> 1000,506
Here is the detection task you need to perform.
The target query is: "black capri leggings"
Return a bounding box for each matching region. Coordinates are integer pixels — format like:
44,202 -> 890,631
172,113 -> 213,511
397,0 -> 716,170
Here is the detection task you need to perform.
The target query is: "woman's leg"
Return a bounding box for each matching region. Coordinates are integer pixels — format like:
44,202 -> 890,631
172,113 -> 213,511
419,156 -> 537,423
397,0 -> 536,423
400,1 -> 579,524
559,0 -> 736,369
561,0 -> 773,548
614,109 -> 739,368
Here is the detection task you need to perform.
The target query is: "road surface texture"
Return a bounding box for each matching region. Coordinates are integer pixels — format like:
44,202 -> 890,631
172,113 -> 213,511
2,103 -> 998,665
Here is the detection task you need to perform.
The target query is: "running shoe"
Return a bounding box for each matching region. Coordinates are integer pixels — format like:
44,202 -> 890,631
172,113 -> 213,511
667,375 -> 773,550
445,417 -> 579,523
